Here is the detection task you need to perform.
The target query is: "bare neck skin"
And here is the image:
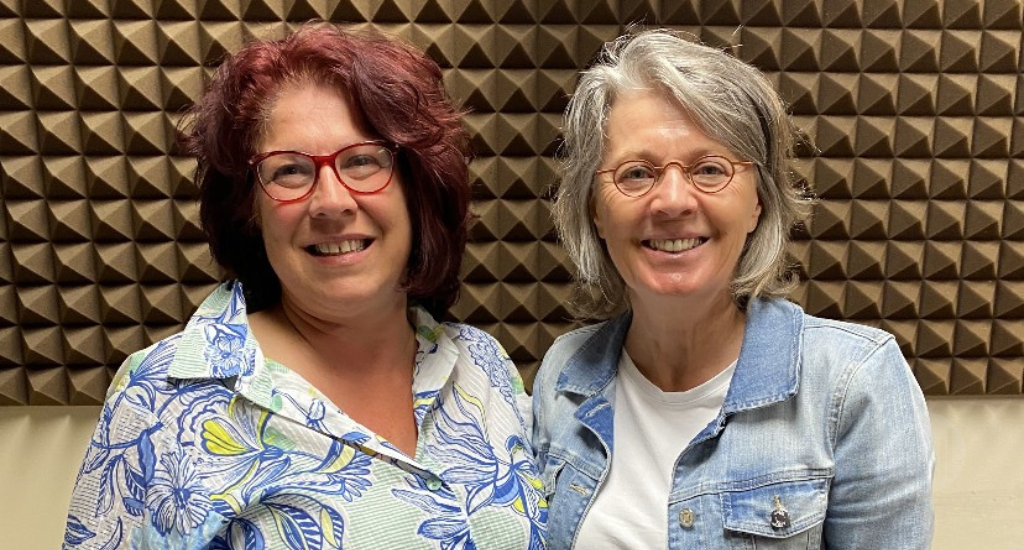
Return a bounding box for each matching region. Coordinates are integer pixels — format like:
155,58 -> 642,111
249,295 -> 419,456
624,290 -> 746,393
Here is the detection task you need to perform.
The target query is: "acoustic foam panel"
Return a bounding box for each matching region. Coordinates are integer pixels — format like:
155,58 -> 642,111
0,0 -> 1022,403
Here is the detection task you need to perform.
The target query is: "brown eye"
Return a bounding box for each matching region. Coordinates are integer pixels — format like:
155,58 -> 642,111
337,146 -> 393,181
260,154 -> 315,189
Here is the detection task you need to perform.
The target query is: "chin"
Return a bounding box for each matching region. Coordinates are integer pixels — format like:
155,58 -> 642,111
634,278 -> 729,304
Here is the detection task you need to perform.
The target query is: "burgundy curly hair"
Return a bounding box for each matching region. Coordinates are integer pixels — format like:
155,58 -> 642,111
179,22 -> 472,318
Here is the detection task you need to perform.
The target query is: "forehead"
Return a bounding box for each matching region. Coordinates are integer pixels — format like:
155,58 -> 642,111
256,81 -> 369,151
604,89 -> 728,158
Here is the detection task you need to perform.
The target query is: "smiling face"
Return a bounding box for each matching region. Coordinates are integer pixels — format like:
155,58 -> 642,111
255,82 -> 412,321
593,89 -> 762,310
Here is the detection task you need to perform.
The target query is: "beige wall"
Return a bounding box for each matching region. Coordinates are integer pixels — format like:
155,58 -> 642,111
928,398 -> 1024,549
2,400 -> 1022,549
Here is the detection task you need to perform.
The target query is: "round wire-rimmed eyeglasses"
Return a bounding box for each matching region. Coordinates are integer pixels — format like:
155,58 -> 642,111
248,140 -> 398,203
596,155 -> 755,198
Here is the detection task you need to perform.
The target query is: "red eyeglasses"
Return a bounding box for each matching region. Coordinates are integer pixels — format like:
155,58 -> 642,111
249,140 -> 398,203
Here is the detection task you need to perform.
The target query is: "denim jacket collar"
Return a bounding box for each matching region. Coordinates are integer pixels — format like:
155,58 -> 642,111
554,298 -> 804,415
724,298 -> 802,413
555,312 -> 631,396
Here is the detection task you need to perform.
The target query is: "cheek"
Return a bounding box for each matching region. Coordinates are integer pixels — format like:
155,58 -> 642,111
254,197 -> 301,249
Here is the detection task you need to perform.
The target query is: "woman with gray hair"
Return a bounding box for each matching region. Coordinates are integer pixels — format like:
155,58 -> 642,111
532,29 -> 933,549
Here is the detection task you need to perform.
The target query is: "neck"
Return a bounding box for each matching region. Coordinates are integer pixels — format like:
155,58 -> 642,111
624,291 -> 745,392
249,295 -> 420,456
249,290 -> 417,380
277,294 -> 415,373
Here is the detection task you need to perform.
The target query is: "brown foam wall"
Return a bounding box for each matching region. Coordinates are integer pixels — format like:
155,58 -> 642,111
0,0 -> 1021,404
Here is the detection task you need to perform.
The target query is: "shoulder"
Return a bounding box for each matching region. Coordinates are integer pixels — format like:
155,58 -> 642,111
549,322 -> 607,354
801,312 -> 895,348
437,321 -> 514,370
441,321 -> 505,350
106,332 -> 185,400
437,320 -> 521,380
785,305 -> 915,403
436,320 -> 534,431
94,334 -> 197,453
751,298 -> 900,366
535,322 -> 605,383
408,302 -> 506,357
106,330 -> 237,422
798,311 -> 902,370
744,299 -> 911,399
540,321 -> 602,368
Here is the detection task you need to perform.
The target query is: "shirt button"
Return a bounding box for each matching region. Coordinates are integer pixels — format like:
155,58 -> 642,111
426,476 -> 443,491
678,508 -> 695,528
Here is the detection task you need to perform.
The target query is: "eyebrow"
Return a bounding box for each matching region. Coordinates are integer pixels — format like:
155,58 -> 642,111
607,147 -> 724,163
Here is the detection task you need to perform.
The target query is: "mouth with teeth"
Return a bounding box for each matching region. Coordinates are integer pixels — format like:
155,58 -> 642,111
643,238 -> 706,253
307,239 -> 371,256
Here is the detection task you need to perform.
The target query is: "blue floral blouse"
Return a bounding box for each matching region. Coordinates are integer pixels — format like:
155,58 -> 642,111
64,281 -> 547,549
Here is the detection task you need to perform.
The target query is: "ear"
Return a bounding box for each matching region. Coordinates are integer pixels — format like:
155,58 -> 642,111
747,196 -> 762,234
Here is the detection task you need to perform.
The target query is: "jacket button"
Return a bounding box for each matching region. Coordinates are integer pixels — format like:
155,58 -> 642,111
771,507 -> 791,529
771,495 -> 791,529
678,508 -> 695,528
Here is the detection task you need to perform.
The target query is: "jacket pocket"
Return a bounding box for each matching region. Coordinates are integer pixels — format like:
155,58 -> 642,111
722,477 -> 828,549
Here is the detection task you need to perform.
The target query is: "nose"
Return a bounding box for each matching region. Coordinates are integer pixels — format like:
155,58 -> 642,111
650,162 -> 697,216
308,164 -> 357,217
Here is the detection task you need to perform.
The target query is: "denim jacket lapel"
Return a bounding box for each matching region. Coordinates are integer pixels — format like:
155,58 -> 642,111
686,298 -> 804,446
554,311 -> 632,454
724,298 -> 803,414
554,300 -> 803,450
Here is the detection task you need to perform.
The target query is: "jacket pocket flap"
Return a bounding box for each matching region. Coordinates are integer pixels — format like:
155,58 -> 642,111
722,478 -> 828,538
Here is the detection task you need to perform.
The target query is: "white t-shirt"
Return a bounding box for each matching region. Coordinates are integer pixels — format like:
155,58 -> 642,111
574,351 -> 736,549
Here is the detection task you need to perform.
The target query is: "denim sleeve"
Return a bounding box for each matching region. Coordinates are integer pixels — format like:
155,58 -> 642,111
824,337 -> 934,549
530,349 -> 555,465
531,334 -> 575,470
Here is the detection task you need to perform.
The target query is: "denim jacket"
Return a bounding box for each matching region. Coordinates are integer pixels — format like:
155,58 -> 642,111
532,298 -> 933,549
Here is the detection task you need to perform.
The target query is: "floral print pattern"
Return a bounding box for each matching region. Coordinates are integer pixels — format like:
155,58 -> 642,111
148,449 -> 214,535
64,282 -> 547,549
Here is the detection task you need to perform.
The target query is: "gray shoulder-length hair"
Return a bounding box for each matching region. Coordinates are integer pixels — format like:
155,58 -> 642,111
553,28 -> 812,320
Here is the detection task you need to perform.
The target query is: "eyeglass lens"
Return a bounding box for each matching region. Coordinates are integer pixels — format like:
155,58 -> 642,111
256,143 -> 394,200
613,156 -> 735,196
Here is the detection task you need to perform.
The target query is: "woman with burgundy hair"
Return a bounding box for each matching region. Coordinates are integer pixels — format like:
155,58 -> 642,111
65,22 -> 546,549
